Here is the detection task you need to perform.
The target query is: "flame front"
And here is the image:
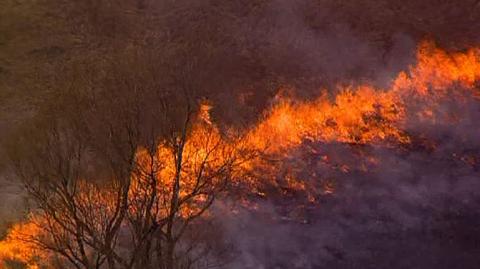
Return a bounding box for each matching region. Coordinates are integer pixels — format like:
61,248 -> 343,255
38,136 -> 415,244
2,40 -> 480,267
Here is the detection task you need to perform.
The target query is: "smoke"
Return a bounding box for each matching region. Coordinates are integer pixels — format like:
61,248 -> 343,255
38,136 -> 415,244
208,0 -> 421,128
0,174 -> 25,238
214,149 -> 480,268
208,10 -> 480,268
208,8 -> 480,263
2,0 -> 480,267
209,0 -> 479,126
210,86 -> 480,268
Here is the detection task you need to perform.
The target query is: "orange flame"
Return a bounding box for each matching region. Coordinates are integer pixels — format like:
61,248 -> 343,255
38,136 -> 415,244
393,40 -> 480,96
247,40 -> 480,156
2,40 -> 480,266
0,219 -> 47,269
246,85 -> 408,152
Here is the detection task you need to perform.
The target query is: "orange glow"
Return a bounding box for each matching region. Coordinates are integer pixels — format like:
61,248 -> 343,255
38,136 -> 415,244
0,219 -> 47,269
246,40 -> 480,157
393,40 -> 480,96
2,40 -> 480,266
131,102 -> 246,219
246,85 -> 408,153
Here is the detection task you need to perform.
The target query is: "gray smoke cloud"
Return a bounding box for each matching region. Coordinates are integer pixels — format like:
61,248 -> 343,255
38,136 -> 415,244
211,87 -> 480,269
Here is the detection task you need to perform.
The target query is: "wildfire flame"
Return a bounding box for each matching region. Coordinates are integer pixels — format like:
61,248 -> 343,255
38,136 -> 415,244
2,40 -> 480,267
0,219 -> 47,269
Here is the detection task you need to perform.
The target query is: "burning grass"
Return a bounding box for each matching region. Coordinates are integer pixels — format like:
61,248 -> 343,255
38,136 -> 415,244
2,40 -> 480,268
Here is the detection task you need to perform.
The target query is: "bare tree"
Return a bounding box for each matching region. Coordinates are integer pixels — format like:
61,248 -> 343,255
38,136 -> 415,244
6,47 -> 253,268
